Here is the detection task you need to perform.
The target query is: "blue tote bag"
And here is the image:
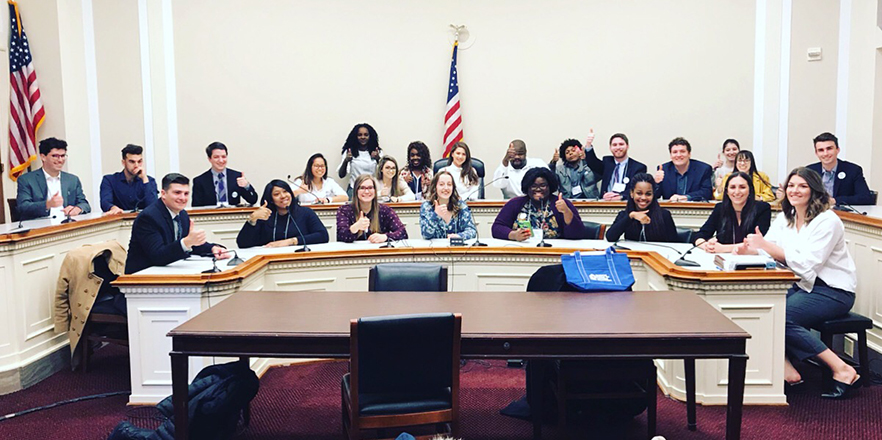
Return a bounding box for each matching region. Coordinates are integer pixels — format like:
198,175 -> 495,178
561,247 -> 635,291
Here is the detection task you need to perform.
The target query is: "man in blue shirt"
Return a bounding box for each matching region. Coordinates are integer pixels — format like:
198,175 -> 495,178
653,137 -> 713,202
99,144 -> 158,215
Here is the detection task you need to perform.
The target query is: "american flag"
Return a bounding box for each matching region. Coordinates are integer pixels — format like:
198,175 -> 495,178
442,41 -> 463,158
7,1 -> 45,181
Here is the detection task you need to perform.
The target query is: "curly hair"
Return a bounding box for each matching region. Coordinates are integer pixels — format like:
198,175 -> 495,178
427,171 -> 462,218
341,123 -> 380,158
558,139 -> 582,161
407,141 -> 432,170
781,167 -> 830,227
520,167 -> 559,196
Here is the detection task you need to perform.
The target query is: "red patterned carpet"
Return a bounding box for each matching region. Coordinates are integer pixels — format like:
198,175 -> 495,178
1,345 -> 880,439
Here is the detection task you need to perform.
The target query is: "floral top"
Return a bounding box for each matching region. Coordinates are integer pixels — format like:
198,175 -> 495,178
400,165 -> 433,200
419,201 -> 477,240
335,203 -> 408,243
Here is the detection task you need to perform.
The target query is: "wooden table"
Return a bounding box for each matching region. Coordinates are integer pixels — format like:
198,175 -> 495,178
168,290 -> 750,439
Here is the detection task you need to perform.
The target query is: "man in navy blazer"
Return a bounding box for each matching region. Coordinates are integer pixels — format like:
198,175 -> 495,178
125,173 -> 229,274
653,137 -> 713,202
191,142 -> 258,207
806,132 -> 874,206
16,138 -> 91,220
582,131 -> 647,201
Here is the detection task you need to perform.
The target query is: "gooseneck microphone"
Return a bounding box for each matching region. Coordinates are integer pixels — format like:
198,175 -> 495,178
463,175 -> 509,200
673,242 -> 702,267
836,203 -> 868,216
201,255 -> 221,273
286,206 -> 311,252
287,175 -> 327,204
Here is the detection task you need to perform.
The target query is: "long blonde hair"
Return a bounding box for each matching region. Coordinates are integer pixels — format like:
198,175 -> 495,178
350,174 -> 381,233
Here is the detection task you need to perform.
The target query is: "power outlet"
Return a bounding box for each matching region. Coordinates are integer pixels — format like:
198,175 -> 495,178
844,336 -> 855,359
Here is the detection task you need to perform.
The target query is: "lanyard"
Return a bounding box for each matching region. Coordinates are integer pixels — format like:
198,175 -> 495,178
272,213 -> 291,242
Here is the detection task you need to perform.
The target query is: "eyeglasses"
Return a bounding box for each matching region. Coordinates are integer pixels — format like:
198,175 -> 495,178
313,164 -> 326,168
529,183 -> 549,190
357,186 -> 375,191
48,154 -> 67,159
736,159 -> 751,164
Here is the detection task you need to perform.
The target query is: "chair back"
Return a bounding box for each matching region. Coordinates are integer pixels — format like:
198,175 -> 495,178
7,198 -> 19,223
581,221 -> 605,240
871,190 -> 878,205
351,313 -> 461,405
432,157 -> 486,198
369,263 -> 447,291
675,227 -> 694,244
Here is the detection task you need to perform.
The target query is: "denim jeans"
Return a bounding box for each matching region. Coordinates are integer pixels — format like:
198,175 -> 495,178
785,279 -> 855,361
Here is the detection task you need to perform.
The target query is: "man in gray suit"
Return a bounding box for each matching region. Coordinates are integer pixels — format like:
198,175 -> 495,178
16,138 -> 91,220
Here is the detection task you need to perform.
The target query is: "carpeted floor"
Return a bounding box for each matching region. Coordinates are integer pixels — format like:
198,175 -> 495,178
1,344 -> 880,439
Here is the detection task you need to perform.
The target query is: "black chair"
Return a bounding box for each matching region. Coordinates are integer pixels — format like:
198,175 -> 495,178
368,263 -> 447,292
432,158 -> 486,198
7,198 -> 19,223
342,313 -> 462,440
581,221 -> 605,240
871,190 -> 878,205
810,312 -> 873,390
675,227 -> 694,244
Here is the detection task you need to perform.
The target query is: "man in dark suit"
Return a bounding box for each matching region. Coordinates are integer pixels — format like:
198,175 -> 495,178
653,137 -> 713,202
16,137 -> 91,220
806,132 -> 874,206
582,131 -> 648,201
125,173 -> 229,274
191,142 -> 258,207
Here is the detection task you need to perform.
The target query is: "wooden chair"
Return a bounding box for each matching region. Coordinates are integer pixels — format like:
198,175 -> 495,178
368,263 -> 448,292
342,313 -> 461,440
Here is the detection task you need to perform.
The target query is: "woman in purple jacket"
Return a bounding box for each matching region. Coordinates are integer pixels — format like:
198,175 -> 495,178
336,174 -> 408,243
491,167 -> 586,241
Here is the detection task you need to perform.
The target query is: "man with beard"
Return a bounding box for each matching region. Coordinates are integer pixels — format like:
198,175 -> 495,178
399,141 -> 434,200
492,139 -> 547,199
582,131 -> 647,201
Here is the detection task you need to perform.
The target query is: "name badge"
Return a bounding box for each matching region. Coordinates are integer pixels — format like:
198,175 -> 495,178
612,182 -> 627,193
571,185 -> 583,196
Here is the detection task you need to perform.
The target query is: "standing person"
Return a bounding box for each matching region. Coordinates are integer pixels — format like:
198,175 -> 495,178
191,142 -> 258,207
399,141 -> 434,200
492,139 -> 547,199
337,123 -> 382,197
714,150 -> 775,202
695,172 -> 772,253
336,174 -> 408,243
806,132 -> 874,206
735,167 -> 860,398
291,153 -> 348,205
491,167 -> 586,241
653,137 -> 714,202
125,173 -> 229,274
440,142 -> 480,201
712,139 -> 740,192
582,131 -> 647,201
605,173 -> 678,242
99,144 -> 158,215
16,137 -> 91,220
549,138 -> 599,199
375,156 -> 415,203
419,171 -> 477,240
236,180 -> 328,248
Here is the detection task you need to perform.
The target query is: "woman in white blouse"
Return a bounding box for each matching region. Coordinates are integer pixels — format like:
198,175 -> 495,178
735,167 -> 860,399
440,141 -> 480,201
375,156 -> 415,203
292,153 -> 348,205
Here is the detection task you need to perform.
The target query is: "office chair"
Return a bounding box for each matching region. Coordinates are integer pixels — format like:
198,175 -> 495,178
368,263 -> 448,292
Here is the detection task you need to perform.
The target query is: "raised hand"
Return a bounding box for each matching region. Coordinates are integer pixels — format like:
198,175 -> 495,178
551,148 -> 560,164
249,201 -> 272,224
502,144 -> 515,166
236,173 -> 249,188
743,226 -> 766,251
46,191 -> 63,209
775,183 -> 785,201
351,210 -> 370,234
654,165 -> 665,184
713,153 -> 723,170
630,210 -> 651,225
183,219 -> 207,248
555,193 -> 570,216
585,128 -> 595,147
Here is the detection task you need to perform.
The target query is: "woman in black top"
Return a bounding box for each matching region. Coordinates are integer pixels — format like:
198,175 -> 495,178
236,180 -> 329,248
694,172 -> 771,253
605,173 -> 678,242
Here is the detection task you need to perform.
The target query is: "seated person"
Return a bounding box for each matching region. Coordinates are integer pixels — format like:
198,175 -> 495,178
696,172 -> 772,253
491,167 -> 586,241
583,131 -> 647,201
291,153 -> 348,205
16,137 -> 91,220
336,174 -> 408,243
549,138 -> 600,199
653,137 -> 713,201
712,139 -> 740,191
192,142 -> 258,207
735,167 -> 860,397
605,173 -> 678,242
714,150 -> 775,202
419,171 -> 477,240
399,141 -> 434,200
492,139 -> 547,199
337,123 -> 382,196
806,132 -> 874,206
125,173 -> 229,274
440,142 -> 481,200
100,144 -> 158,215
236,180 -> 329,248
376,156 -> 415,202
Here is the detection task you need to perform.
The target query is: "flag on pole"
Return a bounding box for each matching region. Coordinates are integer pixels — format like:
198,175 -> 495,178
7,0 -> 45,181
442,41 -> 463,158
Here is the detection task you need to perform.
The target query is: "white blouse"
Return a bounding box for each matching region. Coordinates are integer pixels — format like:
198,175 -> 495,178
292,177 -> 347,204
765,210 -> 857,293
376,178 -> 415,202
440,164 -> 479,201
337,150 -> 381,189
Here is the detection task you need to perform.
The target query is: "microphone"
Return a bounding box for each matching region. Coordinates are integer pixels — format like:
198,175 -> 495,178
836,203 -> 867,215
287,174 -> 328,204
201,255 -> 221,273
226,250 -> 245,267
379,235 -> 395,248
61,212 -> 76,224
673,243 -> 702,267
469,209 -> 488,247
463,175 -> 509,200
286,206 -> 311,252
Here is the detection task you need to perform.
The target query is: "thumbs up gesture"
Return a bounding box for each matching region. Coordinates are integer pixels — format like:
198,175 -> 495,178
742,226 -> 766,252
183,219 -> 207,248
585,128 -> 595,147
236,173 -> 249,188
46,191 -> 63,209
555,193 -> 573,224
249,200 -> 272,224
351,210 -> 370,234
434,200 -> 451,222
654,164 -> 665,184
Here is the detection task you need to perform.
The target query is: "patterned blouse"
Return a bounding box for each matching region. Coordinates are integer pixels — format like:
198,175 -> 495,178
419,201 -> 477,240
336,203 -> 408,243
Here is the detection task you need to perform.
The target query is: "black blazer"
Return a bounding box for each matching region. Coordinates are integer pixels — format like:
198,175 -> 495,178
807,160 -> 874,206
125,200 -> 216,274
656,160 -> 714,201
236,207 -> 329,248
693,201 -> 771,245
191,168 -> 259,207
605,208 -> 678,243
583,148 -> 647,200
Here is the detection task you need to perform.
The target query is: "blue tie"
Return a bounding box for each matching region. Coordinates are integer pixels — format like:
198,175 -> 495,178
173,215 -> 182,241
217,172 -> 227,204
